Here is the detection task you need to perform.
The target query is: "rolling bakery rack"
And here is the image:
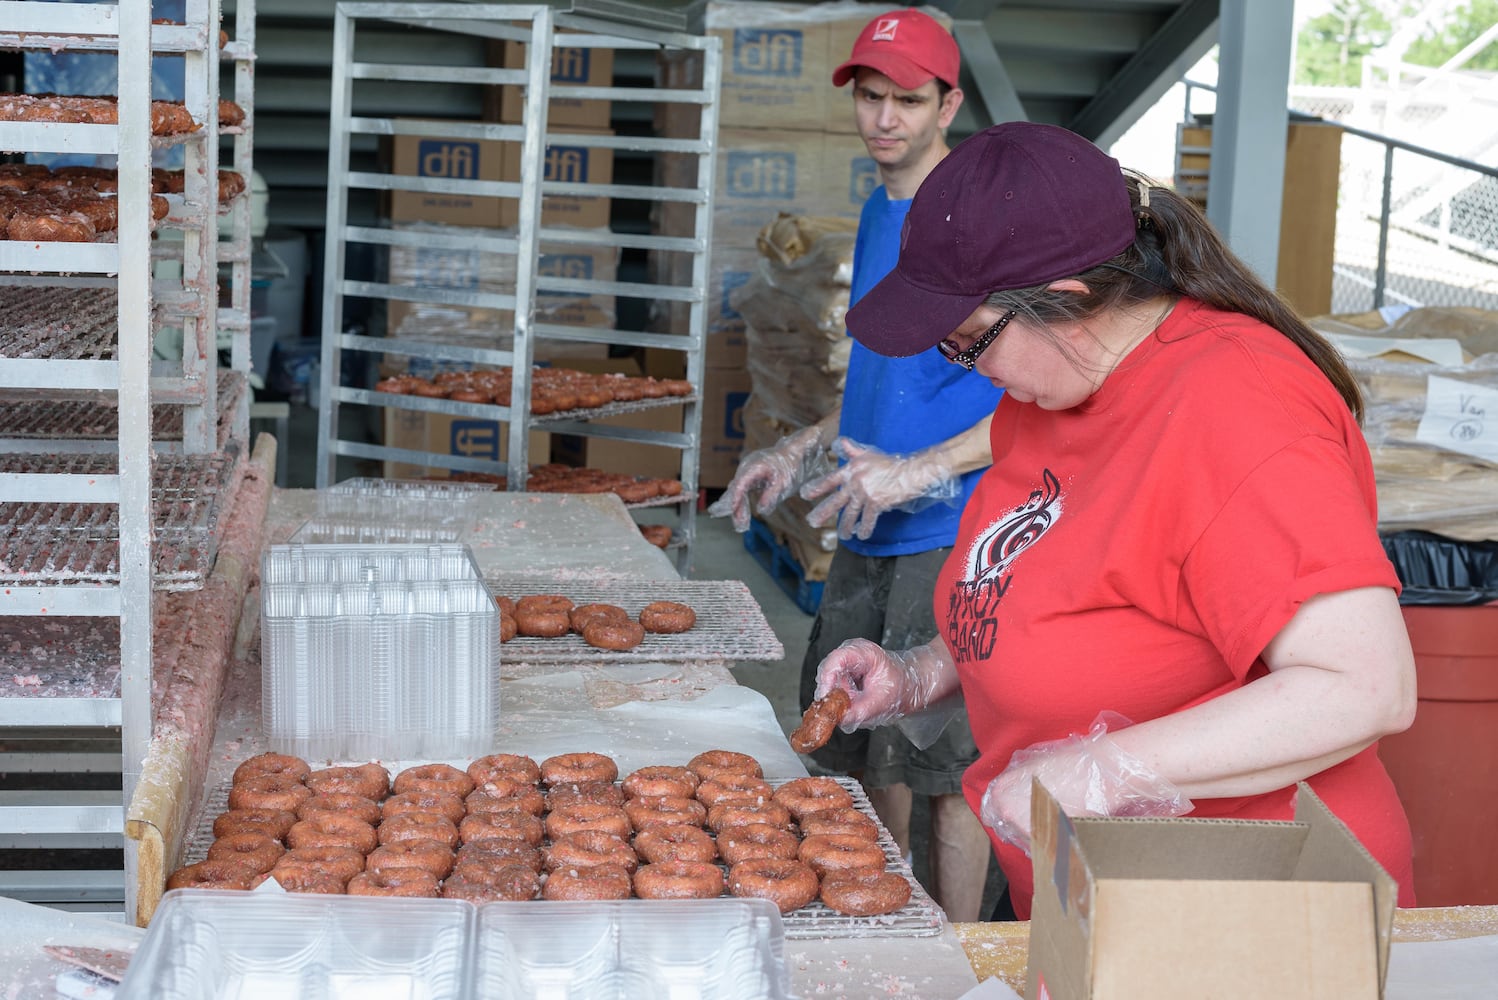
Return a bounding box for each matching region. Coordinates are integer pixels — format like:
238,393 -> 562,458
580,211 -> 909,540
0,0 -> 257,922
314,1 -> 721,573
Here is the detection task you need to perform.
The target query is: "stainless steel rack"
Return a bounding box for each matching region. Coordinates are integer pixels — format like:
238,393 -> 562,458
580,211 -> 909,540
315,2 -> 720,574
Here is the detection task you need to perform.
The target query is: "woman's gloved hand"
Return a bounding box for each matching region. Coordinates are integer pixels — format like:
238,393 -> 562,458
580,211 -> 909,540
813,638 -> 956,732
801,438 -> 961,541
706,424 -> 829,532
979,712 -> 1194,855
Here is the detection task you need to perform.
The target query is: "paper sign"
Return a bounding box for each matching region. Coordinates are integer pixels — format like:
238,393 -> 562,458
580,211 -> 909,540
1325,333 -> 1466,367
1416,375 -> 1498,465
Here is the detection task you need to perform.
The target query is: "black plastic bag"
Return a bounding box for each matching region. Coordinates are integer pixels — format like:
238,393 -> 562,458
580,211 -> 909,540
1381,530 -> 1498,606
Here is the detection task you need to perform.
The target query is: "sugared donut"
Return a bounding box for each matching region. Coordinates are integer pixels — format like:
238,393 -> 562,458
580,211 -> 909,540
299,793 -> 383,827
582,619 -> 645,651
707,801 -> 793,833
515,610 -> 569,637
798,834 -> 886,879
727,859 -> 819,914
695,773 -> 773,807
467,753 -> 541,787
464,772 -> 532,800
540,752 -> 618,787
544,830 -> 638,874
493,595 -> 517,616
366,840 -> 454,880
621,765 -> 698,800
542,863 -> 633,900
639,601 -> 696,634
687,750 -> 762,783
465,788 -> 546,818
772,776 -> 855,819
254,869 -> 345,894
213,808 -> 297,842
381,791 -> 465,826
545,803 -> 632,841
6,210 -> 94,243
460,810 -> 544,847
634,861 -> 725,900
287,813 -> 378,855
819,870 -> 912,916
789,688 -> 852,754
206,833 -> 284,873
305,763 -> 390,801
457,839 -> 544,873
639,524 -> 673,549
716,823 -> 800,865
347,868 -> 439,897
546,781 -> 626,810
515,594 -> 573,615
624,795 -> 707,832
798,807 -> 880,841
499,613 -> 519,643
392,763 -> 474,799
634,824 -> 717,865
569,603 -> 629,633
273,846 -> 365,884
228,773 -> 312,813
232,752 -> 311,785
377,813 -> 459,850
165,858 -> 259,891
442,865 -> 539,902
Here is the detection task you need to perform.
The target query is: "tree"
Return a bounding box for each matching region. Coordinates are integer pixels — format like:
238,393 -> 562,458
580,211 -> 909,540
1403,0 -> 1498,70
1295,0 -> 1397,85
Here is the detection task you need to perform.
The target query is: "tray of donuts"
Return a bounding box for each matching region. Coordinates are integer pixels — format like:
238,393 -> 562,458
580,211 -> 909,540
171,748 -> 944,940
483,579 -> 786,663
0,93 -> 246,134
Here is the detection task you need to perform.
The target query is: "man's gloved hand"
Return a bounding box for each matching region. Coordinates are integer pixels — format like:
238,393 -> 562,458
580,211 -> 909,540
979,712 -> 1194,855
813,638 -> 954,732
801,438 -> 960,541
706,424 -> 828,532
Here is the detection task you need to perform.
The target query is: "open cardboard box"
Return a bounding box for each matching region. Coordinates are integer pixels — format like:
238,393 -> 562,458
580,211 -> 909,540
1028,781 -> 1397,1000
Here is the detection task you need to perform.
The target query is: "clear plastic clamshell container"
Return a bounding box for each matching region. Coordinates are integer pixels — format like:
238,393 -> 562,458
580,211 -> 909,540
317,477 -> 493,522
260,544 -> 499,761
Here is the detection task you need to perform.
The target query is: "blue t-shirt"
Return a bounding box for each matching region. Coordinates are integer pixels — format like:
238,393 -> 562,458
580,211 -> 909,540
838,187 -> 1005,557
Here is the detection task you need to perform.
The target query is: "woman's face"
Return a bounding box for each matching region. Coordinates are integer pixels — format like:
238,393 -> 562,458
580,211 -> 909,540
941,303 -> 1099,410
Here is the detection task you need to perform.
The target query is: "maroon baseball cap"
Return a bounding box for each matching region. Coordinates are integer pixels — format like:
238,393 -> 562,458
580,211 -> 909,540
831,8 -> 960,91
847,122 -> 1137,358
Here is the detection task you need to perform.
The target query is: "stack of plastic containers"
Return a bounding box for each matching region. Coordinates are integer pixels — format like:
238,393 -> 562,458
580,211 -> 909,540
291,477 -> 493,544
117,893 -> 795,1000
260,543 -> 499,760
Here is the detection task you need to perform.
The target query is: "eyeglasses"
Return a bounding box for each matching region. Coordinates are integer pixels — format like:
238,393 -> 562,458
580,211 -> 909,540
937,310 -> 1017,370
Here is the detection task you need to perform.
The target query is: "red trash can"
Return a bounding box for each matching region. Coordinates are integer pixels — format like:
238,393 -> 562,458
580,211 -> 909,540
1378,604 -> 1498,907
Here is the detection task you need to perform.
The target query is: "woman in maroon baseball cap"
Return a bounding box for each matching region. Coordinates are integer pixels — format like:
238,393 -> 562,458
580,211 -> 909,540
810,121 -> 1417,919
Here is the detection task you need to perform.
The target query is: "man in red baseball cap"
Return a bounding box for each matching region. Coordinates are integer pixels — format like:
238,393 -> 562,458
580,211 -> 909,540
710,7 -> 999,924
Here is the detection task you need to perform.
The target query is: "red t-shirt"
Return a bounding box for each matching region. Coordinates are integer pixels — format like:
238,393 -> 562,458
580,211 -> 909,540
936,299 -> 1415,917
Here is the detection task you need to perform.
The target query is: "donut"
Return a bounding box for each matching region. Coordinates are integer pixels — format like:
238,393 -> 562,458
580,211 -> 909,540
639,601 -> 696,634
366,840 -> 454,880
227,773 -> 312,813
375,376 -> 416,394
272,846 -> 366,884
166,858 -> 259,891
545,803 -> 632,841
634,824 -> 717,865
639,524 -> 673,549
218,98 -> 246,128
634,861 -> 726,900
727,859 -> 819,914
540,752 -> 618,787
392,763 -> 474,799
449,387 -> 491,404
298,793 -> 383,827
546,781 -> 626,810
569,603 -> 629,633
500,612 -> 519,643
377,813 -> 459,850
305,763 -> 390,801
798,807 -> 880,841
624,795 -> 707,832
542,863 -> 632,901
687,750 -> 762,783
707,801 -> 793,833
515,609 -> 570,637
493,595 -> 517,616
798,834 -> 886,879
465,788 -> 546,818
6,209 -> 95,243
789,688 -> 852,754
213,808 -> 297,842
622,765 -> 698,800
465,773 -> 533,801
460,810 -> 544,847
467,753 -> 541,787
254,869 -> 346,894
820,870 -> 912,916
544,830 -> 638,874
442,865 -> 539,902
515,594 -> 573,615
287,813 -> 378,855
772,776 -> 855,819
716,823 -> 801,865
347,869 -> 439,897
150,101 -> 197,135
694,773 -> 773,807
582,619 -> 645,651
457,839 -> 544,873
381,791 -> 465,826
232,752 -> 311,785
206,833 -> 284,873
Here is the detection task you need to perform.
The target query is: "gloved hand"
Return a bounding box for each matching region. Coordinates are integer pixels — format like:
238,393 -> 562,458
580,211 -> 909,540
706,424 -> 829,532
801,438 -> 961,541
979,712 -> 1193,855
813,638 -> 960,748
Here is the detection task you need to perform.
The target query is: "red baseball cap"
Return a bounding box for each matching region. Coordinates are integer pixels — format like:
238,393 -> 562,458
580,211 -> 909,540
846,123 -> 1138,358
831,8 -> 960,91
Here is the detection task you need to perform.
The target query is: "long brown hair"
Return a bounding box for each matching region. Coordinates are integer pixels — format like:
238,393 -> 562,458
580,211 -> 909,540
982,179 -> 1364,423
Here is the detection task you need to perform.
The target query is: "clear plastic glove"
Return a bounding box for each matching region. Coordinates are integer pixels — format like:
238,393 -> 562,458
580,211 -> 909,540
706,424 -> 829,532
979,711 -> 1194,855
812,638 -> 962,749
801,437 -> 961,541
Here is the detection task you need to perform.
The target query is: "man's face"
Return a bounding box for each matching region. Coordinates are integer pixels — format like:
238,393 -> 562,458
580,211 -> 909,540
851,67 -> 956,172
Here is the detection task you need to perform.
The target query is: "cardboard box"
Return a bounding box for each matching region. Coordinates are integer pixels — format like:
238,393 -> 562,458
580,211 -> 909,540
1028,781 -> 1397,1000
487,35 -> 614,130
499,128 -> 614,229
382,407 -> 550,479
387,127 -> 509,228
698,367 -> 752,489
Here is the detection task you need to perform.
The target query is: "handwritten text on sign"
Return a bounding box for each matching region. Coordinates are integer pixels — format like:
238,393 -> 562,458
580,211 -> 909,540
1416,375 -> 1498,465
